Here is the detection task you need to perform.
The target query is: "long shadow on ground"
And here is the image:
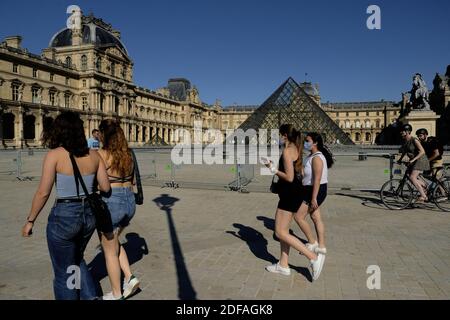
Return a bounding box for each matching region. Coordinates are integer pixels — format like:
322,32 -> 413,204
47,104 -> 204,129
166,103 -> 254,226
227,222 -> 312,282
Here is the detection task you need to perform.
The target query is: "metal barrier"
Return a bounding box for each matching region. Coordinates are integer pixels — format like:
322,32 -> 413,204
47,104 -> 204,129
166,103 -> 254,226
2,148 -> 449,193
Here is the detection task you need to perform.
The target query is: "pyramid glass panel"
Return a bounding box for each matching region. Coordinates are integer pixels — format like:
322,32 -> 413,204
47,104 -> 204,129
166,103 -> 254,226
238,77 -> 354,145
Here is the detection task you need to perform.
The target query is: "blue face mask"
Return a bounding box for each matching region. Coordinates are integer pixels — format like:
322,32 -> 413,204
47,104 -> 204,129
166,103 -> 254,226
304,141 -> 313,151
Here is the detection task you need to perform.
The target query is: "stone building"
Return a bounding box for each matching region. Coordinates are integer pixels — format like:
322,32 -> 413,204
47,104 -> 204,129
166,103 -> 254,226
430,65 -> 450,144
0,10 -> 404,148
321,101 -> 399,144
0,13 -> 231,148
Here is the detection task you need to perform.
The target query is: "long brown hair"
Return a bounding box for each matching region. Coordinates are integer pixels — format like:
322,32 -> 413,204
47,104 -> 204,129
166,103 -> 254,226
42,111 -> 89,157
99,119 -> 133,177
279,124 -> 303,173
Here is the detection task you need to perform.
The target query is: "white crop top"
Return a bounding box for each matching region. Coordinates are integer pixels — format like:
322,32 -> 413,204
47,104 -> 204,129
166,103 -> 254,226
302,152 -> 328,186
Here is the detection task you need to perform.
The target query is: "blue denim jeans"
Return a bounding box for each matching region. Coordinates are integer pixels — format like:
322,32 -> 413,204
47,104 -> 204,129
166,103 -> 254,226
102,187 -> 136,230
46,201 -> 97,300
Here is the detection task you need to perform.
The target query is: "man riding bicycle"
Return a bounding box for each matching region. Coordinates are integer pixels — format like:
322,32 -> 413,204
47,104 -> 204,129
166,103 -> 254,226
416,128 -> 444,177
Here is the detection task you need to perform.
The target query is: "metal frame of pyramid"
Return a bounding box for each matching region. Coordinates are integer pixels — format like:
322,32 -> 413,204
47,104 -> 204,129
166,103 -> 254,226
238,77 -> 354,145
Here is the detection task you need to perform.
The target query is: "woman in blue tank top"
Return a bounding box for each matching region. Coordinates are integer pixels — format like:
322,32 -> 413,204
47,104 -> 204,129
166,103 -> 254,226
21,112 -> 110,300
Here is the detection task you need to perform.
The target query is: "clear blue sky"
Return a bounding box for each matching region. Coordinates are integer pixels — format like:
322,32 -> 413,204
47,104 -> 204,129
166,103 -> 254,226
1,0 -> 449,106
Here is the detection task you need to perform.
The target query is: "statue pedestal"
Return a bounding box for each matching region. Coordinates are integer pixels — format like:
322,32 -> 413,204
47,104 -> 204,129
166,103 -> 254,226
403,110 -> 440,136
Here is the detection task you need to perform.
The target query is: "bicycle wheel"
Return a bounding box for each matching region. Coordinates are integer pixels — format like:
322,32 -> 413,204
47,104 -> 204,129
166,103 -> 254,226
433,178 -> 450,212
380,178 -> 413,210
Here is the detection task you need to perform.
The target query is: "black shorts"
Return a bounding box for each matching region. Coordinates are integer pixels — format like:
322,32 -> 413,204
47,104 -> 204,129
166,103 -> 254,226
277,190 -> 303,213
301,184 -> 327,206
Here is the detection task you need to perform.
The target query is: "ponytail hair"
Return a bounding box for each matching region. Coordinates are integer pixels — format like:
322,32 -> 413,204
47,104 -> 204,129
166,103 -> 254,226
307,132 -> 334,168
279,124 -> 303,172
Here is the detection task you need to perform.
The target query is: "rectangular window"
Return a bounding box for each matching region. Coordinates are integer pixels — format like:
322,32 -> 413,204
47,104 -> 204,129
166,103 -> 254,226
356,112 -> 359,116
13,64 -> 18,73
82,96 -> 88,110
33,68 -> 37,78
49,92 -> 55,106
12,85 -> 19,101
65,95 -> 70,108
50,73 -> 54,82
32,88 -> 39,103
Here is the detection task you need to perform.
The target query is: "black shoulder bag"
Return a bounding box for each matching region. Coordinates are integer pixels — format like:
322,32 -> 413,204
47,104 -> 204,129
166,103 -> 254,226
270,175 -> 280,194
130,149 -> 144,205
69,154 -> 113,234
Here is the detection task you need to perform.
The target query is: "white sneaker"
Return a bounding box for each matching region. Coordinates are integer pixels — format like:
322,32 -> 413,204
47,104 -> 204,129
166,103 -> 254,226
310,253 -> 326,281
306,241 -> 318,252
265,262 -> 291,276
102,292 -> 124,300
314,247 -> 327,255
123,275 -> 140,299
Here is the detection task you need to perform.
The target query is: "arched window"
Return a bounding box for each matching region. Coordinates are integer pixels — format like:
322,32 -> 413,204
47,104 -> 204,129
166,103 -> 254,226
2,113 -> 15,139
366,120 -> 371,128
355,120 -> 361,128
355,132 -> 361,142
65,56 -> 72,68
24,115 -> 36,140
81,55 -> 88,71
376,119 -> 381,128
345,120 -> 350,129
366,133 -> 371,142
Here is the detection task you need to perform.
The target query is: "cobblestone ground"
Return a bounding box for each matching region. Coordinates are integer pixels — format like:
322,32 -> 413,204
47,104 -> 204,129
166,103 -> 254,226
0,181 -> 449,300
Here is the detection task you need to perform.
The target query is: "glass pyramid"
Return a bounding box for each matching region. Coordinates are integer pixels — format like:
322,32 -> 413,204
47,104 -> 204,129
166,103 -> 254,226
238,77 -> 354,145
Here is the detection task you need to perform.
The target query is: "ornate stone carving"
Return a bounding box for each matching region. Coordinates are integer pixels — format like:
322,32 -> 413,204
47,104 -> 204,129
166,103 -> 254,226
106,47 -> 124,59
82,13 -> 113,32
189,86 -> 200,104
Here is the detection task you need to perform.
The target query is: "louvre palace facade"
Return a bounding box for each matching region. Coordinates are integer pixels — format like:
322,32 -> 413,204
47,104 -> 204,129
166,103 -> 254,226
0,11 -> 404,148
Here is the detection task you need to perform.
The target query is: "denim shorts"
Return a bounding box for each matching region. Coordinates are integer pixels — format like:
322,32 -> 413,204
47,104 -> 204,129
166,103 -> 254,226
102,187 -> 136,230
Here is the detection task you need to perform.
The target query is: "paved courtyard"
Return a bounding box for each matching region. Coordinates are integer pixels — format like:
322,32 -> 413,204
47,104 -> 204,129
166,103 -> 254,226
1,179 -> 450,300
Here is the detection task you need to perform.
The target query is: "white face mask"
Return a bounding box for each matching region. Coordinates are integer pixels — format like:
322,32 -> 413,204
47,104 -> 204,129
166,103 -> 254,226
304,141 -> 313,151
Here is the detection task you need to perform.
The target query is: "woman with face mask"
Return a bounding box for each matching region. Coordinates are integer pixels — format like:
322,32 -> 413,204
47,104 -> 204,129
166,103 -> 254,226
294,132 -> 333,259
264,125 -> 326,281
